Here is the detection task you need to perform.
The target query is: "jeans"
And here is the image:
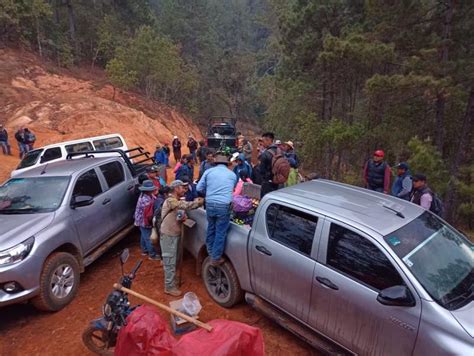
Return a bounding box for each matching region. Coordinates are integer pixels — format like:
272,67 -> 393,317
206,203 -> 231,261
17,142 -> 29,158
139,227 -> 157,257
0,141 -> 11,155
160,234 -> 179,290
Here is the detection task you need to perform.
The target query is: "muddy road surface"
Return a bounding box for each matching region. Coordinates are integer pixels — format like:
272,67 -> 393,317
0,231 -> 315,355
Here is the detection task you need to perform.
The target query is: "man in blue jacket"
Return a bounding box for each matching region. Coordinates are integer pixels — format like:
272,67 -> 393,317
154,144 -> 168,166
391,162 -> 412,200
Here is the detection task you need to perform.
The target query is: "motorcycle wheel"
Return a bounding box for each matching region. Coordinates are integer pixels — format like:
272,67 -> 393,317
82,326 -> 114,355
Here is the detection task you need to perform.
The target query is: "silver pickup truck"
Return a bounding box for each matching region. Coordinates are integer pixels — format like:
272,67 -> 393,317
0,149 -> 151,311
184,180 -> 473,355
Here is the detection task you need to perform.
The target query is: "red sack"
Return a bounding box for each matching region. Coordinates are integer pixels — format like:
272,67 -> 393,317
114,306 -> 265,356
114,305 -> 176,356
176,319 -> 265,356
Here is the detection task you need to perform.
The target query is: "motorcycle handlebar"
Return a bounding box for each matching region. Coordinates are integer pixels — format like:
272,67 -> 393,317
130,260 -> 143,278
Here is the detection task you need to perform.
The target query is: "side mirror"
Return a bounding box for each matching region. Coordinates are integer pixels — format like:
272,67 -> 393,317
120,248 -> 130,265
71,195 -> 94,208
377,285 -> 415,307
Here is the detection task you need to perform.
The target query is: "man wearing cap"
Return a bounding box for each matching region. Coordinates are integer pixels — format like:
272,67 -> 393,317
147,165 -> 166,189
197,154 -> 237,265
391,162 -> 412,200
410,174 -> 433,210
363,150 -> 391,193
0,124 -> 12,155
134,180 -> 160,261
231,153 -> 252,179
160,180 -> 204,296
172,136 -> 182,163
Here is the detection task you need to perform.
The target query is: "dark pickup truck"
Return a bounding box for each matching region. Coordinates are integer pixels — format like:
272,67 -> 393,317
205,116 -> 238,152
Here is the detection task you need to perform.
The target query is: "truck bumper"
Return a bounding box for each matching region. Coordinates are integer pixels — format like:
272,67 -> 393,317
0,255 -> 42,307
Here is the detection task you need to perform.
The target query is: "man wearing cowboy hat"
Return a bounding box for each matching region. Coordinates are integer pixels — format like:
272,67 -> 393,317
134,180 -> 160,260
197,153 -> 237,265
160,180 -> 204,296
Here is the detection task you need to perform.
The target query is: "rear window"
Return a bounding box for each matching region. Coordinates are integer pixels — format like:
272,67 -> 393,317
17,149 -> 43,169
93,136 -> 124,150
210,125 -> 235,136
100,161 -> 125,189
66,142 -> 93,153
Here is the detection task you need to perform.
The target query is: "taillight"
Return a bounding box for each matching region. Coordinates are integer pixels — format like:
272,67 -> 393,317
205,138 -> 208,146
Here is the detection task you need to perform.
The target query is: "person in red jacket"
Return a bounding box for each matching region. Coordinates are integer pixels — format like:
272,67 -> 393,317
363,150 -> 391,194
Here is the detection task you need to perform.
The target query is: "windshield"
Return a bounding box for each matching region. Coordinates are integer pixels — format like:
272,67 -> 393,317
0,177 -> 70,213
385,211 -> 474,310
17,149 -> 43,169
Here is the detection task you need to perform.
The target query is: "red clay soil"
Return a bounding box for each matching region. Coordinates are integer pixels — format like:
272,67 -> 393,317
0,231 -> 315,356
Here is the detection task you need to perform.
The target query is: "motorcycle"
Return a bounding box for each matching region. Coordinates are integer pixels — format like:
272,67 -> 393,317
82,248 -> 143,355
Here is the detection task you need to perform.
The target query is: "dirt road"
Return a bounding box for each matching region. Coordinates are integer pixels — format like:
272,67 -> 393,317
0,231 -> 314,355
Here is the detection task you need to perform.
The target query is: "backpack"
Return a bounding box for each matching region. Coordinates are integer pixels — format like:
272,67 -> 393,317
429,192 -> 444,217
270,149 -> 291,185
143,198 -> 156,227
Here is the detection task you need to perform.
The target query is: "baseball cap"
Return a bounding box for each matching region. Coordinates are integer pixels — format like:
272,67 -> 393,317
396,162 -> 409,170
170,180 -> 187,189
413,174 -> 427,182
374,150 -> 384,157
275,140 -> 282,145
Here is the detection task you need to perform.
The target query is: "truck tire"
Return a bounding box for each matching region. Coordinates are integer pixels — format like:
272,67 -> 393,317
32,252 -> 80,311
202,256 -> 243,308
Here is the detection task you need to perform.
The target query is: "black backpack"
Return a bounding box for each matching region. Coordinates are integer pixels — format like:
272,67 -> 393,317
430,192 -> 444,217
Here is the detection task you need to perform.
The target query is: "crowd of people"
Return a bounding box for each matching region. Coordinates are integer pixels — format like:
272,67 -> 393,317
363,150 -> 442,215
0,126 -> 37,158
133,132 -> 442,297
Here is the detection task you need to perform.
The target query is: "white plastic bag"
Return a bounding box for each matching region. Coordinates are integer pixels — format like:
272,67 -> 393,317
182,292 -> 202,317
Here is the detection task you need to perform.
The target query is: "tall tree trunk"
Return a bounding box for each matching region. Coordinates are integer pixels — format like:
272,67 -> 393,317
35,18 -> 42,57
444,86 -> 474,222
435,0 -> 455,153
66,0 -> 79,59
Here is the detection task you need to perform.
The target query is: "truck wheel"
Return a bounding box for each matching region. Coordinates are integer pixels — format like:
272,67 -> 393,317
202,256 -> 243,308
32,252 -> 80,311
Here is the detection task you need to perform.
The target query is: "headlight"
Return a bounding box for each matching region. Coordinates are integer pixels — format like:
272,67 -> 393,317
0,237 -> 34,266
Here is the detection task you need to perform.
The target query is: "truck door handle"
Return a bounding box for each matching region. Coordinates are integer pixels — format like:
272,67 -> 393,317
316,276 -> 339,290
255,245 -> 272,256
102,198 -> 111,205
127,185 -> 134,191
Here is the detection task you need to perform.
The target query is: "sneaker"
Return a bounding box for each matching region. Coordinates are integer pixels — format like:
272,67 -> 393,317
148,255 -> 161,261
164,288 -> 182,297
211,258 -> 225,266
